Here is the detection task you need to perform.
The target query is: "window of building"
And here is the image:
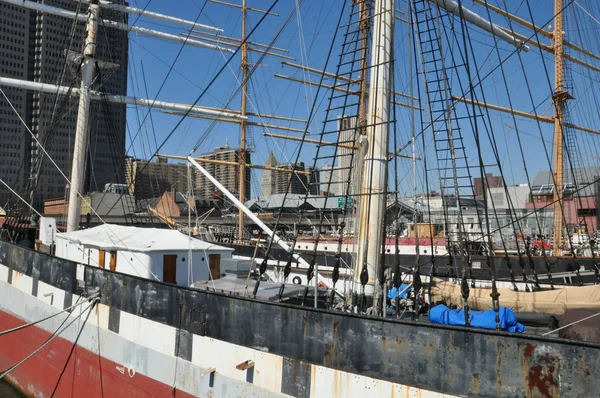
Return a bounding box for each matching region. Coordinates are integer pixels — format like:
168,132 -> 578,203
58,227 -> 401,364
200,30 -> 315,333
577,209 -> 597,217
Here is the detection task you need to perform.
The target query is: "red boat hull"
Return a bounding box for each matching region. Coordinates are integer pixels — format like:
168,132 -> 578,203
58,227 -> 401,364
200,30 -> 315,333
0,310 -> 194,398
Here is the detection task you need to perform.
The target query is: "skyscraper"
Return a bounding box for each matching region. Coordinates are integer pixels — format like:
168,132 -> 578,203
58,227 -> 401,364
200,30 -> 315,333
337,116 -> 359,197
260,152 -> 278,197
274,162 -> 308,195
125,157 -> 192,199
0,3 -> 32,208
0,1 -> 128,209
305,166 -> 320,195
318,116 -> 359,198
195,142 -> 251,199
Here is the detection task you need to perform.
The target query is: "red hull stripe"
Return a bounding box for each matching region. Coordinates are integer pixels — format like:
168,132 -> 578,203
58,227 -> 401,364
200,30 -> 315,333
0,310 -> 195,398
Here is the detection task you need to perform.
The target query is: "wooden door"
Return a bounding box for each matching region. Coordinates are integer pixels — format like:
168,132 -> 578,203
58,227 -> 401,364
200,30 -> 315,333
209,254 -> 221,280
98,250 -> 105,268
109,251 -> 117,271
163,255 -> 177,284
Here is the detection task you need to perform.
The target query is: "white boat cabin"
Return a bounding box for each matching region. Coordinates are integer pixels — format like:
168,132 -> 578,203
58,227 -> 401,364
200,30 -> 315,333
54,224 -> 233,286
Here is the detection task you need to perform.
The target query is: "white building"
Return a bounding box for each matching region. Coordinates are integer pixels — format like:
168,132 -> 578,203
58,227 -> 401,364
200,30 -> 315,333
54,224 -> 233,286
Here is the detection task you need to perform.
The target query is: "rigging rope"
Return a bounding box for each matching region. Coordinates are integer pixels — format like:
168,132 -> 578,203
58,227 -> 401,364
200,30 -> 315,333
50,298 -> 99,397
0,293 -> 99,337
0,297 -> 97,380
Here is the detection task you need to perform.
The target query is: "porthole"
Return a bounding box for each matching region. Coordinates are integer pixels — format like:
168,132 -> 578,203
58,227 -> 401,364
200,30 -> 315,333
292,276 -> 302,285
201,257 -> 205,262
324,247 -> 328,250
424,250 -> 428,254
182,257 -> 186,262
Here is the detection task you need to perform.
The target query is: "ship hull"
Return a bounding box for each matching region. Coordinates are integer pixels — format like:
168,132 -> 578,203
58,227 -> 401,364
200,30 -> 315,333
0,309 -> 196,398
0,240 -> 598,397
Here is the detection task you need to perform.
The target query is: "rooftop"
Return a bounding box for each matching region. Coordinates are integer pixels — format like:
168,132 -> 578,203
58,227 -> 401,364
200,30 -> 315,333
56,224 -> 233,253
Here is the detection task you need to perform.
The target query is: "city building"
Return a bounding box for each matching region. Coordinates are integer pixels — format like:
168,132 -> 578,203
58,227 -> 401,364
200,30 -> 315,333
274,162 -> 309,195
261,153 -> 320,196
260,152 -> 278,197
0,2 -> 31,208
305,166 -> 320,195
195,142 -> 251,199
320,164 -> 343,196
337,115 -> 359,196
125,156 -> 191,199
318,116 -> 359,198
474,173 -> 503,198
526,167 -> 600,236
0,1 -> 128,209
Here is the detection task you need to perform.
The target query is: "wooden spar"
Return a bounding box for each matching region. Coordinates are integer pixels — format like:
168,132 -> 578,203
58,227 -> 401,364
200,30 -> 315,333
189,30 -> 290,53
430,0 -> 529,50
552,0 -> 568,249
245,113 -> 305,124
157,154 -> 310,174
65,0 -> 223,32
496,28 -> 600,74
160,103 -> 304,123
162,111 -> 308,133
183,33 -> 295,60
473,0 -> 600,63
451,96 -> 600,136
274,73 -> 422,111
239,0 -> 248,243
3,0 -> 232,53
263,133 -> 357,149
207,0 -> 279,16
263,133 -> 420,160
280,61 -> 419,101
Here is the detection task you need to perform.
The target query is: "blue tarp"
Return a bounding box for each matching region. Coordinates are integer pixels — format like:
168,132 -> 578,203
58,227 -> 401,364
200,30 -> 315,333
387,284 -> 411,300
428,304 -> 526,333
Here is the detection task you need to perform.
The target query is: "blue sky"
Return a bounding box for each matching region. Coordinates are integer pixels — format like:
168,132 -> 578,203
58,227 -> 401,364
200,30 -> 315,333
120,0 -> 600,198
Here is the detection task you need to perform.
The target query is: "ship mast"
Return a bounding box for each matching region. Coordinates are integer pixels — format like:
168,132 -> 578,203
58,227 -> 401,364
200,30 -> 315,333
552,0 -> 569,251
238,0 -> 249,243
66,0 -> 100,232
355,0 -> 394,297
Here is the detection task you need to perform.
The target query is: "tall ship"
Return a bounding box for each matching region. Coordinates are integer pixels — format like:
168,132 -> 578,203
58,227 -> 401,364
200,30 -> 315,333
1,0 -> 600,397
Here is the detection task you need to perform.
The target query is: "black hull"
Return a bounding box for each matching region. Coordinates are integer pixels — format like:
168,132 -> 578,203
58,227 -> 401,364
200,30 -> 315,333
0,240 -> 598,396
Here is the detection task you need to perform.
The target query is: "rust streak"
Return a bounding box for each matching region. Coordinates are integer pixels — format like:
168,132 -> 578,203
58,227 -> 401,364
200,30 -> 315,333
524,343 -> 535,358
528,365 -> 558,398
472,372 -> 481,394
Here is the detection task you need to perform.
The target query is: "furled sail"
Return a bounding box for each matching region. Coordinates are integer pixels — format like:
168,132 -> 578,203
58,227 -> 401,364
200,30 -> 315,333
430,278 -> 600,315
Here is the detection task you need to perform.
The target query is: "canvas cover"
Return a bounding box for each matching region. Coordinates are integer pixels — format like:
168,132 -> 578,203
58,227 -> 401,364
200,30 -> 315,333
429,304 -> 526,332
558,308 -> 600,342
430,278 -> 600,315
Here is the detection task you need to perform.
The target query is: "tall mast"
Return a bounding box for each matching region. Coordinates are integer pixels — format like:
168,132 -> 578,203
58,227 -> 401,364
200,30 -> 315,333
238,0 -> 248,243
355,0 -> 394,297
66,0 -> 100,232
357,0 -> 369,135
552,0 -> 568,250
